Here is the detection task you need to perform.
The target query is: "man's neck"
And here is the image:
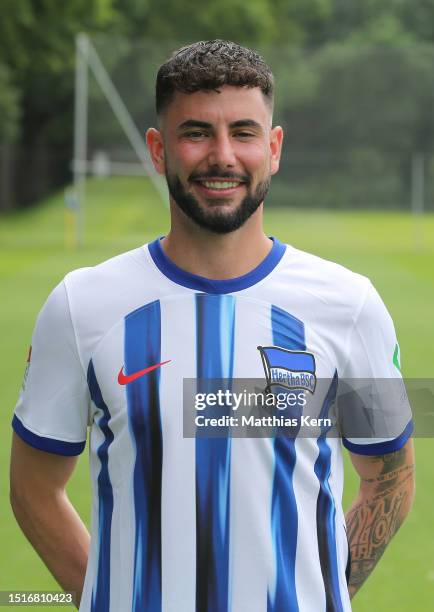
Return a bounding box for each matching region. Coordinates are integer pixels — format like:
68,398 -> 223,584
160,210 -> 272,280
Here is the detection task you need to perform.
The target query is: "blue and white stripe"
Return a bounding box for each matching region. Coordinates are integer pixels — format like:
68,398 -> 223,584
124,300 -> 163,612
314,372 -> 344,612
87,360 -> 114,612
195,294 -> 235,612
268,304 -> 306,612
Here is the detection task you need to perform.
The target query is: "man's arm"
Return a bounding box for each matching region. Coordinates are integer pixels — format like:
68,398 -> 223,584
9,433 -> 90,609
345,438 -> 415,599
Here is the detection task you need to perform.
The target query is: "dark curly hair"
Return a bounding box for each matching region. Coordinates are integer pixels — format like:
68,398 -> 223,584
156,40 -> 274,115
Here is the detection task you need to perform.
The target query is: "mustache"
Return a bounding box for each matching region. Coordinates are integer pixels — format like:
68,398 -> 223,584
189,171 -> 250,183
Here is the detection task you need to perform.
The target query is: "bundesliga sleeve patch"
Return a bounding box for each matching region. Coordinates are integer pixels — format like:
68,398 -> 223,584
393,342 -> 402,373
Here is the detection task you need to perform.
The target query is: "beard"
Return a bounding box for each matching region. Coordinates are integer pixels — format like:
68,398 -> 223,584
165,170 -> 271,234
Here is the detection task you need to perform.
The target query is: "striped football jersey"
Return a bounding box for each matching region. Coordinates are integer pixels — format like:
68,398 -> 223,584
13,237 -> 412,612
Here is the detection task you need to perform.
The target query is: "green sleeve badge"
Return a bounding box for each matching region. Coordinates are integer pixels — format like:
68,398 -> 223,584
393,342 -> 402,373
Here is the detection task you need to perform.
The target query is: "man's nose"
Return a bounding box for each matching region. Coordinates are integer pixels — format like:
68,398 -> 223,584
207,133 -> 236,168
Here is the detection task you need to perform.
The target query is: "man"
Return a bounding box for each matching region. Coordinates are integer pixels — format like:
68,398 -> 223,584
10,40 -> 414,611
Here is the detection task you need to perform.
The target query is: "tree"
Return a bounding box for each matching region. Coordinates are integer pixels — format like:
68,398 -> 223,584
0,64 -> 20,145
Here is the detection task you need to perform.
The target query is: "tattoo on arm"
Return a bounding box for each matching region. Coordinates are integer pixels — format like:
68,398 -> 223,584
346,448 -> 415,595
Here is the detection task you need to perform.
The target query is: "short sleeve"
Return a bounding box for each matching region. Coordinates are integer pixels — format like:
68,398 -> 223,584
12,281 -> 90,455
339,282 -> 413,455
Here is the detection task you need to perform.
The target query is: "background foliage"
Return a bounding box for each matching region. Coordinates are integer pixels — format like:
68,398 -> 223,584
3,0 -> 434,209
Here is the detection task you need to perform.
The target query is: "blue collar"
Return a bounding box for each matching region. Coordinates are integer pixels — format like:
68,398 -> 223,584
148,236 -> 286,294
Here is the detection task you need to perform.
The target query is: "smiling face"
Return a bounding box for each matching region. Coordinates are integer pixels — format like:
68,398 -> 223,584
147,85 -> 283,234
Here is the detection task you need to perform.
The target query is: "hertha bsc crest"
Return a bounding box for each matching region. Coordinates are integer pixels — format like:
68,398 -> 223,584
258,346 -> 316,393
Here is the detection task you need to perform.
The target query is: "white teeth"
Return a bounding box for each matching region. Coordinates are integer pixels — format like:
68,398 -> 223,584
202,181 -> 240,189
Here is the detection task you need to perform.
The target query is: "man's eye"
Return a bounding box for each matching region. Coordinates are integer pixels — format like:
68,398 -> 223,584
185,131 -> 207,139
235,132 -> 254,139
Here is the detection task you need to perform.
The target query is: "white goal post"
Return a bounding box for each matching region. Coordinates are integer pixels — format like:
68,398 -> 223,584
72,33 -> 167,247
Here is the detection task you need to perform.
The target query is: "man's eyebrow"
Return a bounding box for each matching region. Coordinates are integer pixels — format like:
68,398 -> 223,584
177,120 -> 213,131
229,119 -> 263,130
177,119 -> 263,131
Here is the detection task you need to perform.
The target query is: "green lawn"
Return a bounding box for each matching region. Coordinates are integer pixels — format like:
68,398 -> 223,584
1,177 -> 433,610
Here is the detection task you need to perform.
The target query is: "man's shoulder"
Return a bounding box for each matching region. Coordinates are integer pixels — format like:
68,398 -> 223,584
64,245 -> 147,291
60,245 -> 154,331
54,245 -> 159,360
270,245 -> 372,325
283,243 -> 370,289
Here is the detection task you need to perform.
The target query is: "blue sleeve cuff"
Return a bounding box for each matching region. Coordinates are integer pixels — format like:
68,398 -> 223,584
342,419 -> 413,456
12,415 -> 86,456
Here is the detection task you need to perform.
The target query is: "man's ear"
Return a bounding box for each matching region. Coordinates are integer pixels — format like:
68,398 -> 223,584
146,127 -> 165,174
269,126 -> 283,176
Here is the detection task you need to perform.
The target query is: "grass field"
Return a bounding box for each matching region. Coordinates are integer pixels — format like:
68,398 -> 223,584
1,177 -> 433,611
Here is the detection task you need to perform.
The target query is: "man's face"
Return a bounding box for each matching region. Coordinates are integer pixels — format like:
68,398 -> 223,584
147,85 -> 283,234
